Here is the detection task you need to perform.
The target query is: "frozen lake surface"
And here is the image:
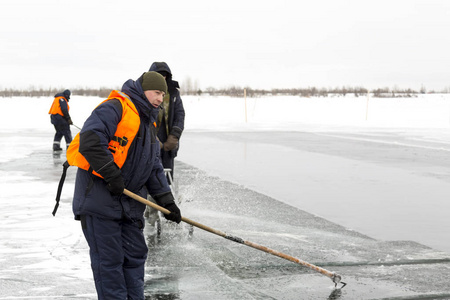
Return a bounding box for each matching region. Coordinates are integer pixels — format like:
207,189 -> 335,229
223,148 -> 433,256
1,95 -> 450,298
1,139 -> 450,299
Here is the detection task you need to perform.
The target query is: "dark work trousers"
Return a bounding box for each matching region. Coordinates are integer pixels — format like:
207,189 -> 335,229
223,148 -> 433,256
160,150 -> 174,184
80,215 -> 148,300
52,122 -> 72,150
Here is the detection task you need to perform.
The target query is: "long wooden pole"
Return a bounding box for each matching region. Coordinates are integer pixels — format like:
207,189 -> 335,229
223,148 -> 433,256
123,189 -> 345,287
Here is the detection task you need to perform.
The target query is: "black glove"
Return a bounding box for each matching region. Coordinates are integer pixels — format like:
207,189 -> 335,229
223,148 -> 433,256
67,118 -> 73,125
106,175 -> 124,195
162,202 -> 181,223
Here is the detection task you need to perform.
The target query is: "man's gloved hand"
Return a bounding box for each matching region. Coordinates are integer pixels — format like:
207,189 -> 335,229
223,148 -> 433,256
162,202 -> 182,223
163,134 -> 178,151
67,118 -> 73,125
106,175 -> 124,195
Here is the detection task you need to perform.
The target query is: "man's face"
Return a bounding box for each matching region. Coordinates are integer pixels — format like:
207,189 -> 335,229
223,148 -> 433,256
144,90 -> 165,108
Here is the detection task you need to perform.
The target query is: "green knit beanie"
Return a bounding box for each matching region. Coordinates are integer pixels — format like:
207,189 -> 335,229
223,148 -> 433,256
142,71 -> 167,94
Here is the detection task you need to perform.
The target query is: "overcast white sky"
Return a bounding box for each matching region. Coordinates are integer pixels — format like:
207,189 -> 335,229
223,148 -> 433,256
1,0 -> 450,91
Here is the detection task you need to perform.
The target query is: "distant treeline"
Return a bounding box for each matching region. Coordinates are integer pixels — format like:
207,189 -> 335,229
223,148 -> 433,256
201,86 -> 432,98
0,85 -> 446,98
0,87 -> 116,98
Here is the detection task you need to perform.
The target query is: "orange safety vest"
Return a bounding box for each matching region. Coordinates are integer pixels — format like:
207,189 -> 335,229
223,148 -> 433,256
66,90 -> 140,178
48,96 -> 70,116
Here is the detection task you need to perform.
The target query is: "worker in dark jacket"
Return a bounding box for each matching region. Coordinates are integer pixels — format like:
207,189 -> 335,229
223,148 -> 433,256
70,72 -> 181,300
149,62 -> 185,182
48,89 -> 73,151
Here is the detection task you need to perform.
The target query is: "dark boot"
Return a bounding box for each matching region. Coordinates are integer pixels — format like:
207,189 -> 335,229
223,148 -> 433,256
53,142 -> 62,151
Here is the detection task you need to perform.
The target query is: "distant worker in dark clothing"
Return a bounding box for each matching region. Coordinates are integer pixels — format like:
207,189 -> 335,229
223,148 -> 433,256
48,89 -> 73,151
149,62 -> 185,182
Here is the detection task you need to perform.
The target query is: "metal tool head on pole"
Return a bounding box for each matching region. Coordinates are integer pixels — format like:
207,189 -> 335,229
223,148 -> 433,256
331,272 -> 347,288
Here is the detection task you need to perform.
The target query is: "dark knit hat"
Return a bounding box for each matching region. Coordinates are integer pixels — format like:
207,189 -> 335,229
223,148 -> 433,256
142,71 -> 167,94
63,89 -> 71,100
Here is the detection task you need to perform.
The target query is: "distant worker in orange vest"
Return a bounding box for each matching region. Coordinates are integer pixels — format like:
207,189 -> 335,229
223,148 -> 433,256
48,89 -> 73,151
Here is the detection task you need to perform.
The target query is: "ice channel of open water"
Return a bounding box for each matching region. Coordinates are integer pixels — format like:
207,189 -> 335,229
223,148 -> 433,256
177,131 -> 450,254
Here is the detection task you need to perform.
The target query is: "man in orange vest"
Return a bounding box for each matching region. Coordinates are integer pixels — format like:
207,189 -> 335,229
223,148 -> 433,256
48,89 -> 73,151
70,72 -> 181,300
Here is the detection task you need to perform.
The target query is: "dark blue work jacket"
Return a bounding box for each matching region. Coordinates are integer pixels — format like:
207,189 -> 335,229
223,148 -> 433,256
72,76 -> 170,220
